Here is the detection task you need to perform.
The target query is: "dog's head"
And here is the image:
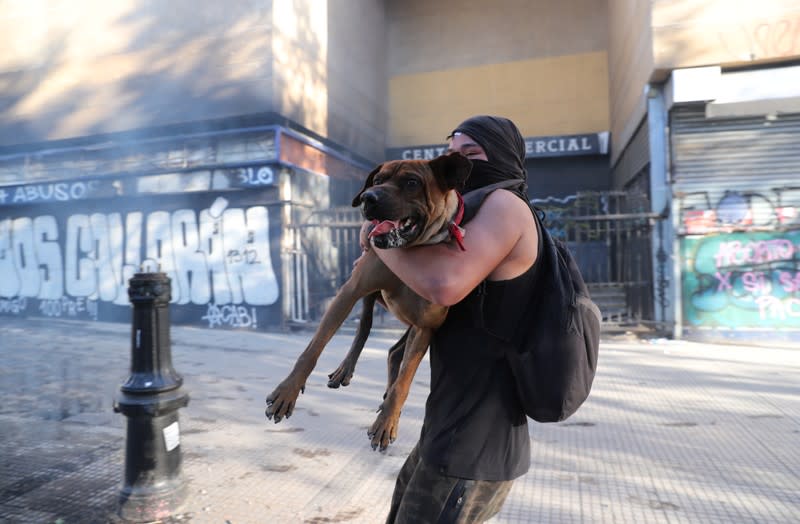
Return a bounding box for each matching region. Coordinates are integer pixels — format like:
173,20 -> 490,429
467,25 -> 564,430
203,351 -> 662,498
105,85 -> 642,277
352,152 -> 472,249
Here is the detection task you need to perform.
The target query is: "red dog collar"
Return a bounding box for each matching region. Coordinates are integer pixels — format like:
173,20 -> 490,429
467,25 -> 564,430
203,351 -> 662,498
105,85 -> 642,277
448,192 -> 466,251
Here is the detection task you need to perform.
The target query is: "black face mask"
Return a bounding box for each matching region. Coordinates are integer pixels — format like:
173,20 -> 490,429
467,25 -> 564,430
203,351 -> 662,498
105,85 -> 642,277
451,116 -> 529,203
463,160 -> 528,203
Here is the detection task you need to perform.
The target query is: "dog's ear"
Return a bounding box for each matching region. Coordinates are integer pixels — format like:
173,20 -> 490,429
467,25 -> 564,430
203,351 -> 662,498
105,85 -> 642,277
352,163 -> 383,207
429,152 -> 472,192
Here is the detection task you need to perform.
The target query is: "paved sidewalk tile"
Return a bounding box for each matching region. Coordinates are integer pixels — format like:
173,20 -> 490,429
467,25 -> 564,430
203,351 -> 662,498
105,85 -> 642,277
0,318 -> 798,523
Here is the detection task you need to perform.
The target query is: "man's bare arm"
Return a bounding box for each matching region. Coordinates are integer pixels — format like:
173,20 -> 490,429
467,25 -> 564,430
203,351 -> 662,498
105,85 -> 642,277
371,190 -> 536,306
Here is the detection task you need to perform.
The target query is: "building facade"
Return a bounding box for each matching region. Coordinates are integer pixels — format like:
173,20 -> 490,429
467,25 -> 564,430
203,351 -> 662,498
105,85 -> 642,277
608,0 -> 800,344
1,0 -> 799,343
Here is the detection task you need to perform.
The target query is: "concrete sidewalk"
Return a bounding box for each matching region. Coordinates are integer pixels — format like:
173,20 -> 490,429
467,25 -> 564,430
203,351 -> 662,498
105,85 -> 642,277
0,317 -> 798,523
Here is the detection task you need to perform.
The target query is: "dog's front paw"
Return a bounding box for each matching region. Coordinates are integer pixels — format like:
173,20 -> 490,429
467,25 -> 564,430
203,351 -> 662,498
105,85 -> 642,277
265,380 -> 305,423
367,412 -> 399,452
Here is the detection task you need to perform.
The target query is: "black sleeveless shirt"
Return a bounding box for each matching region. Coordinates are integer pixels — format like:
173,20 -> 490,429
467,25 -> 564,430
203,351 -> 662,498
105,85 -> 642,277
418,261 -> 538,481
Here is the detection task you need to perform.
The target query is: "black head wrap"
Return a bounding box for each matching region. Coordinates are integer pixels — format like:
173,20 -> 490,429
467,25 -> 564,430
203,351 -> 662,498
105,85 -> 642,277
451,115 -> 529,203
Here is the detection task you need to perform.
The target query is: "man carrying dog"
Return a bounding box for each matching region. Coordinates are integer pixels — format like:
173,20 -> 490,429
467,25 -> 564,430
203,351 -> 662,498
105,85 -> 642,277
365,115 -> 539,523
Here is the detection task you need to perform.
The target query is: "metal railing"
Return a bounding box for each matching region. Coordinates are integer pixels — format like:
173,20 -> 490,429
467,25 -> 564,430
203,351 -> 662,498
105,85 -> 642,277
285,193 -> 666,331
284,207 -> 363,323
533,191 -> 662,330
282,249 -> 309,323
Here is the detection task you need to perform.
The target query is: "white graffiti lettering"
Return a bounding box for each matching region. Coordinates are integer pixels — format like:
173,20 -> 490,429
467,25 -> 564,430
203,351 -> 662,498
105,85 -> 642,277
0,297 -> 27,314
0,200 -> 279,312
35,216 -> 64,299
0,218 -> 18,297
237,167 -> 275,186
201,303 -> 258,328
38,297 -> 98,320
756,295 -> 800,320
6,181 -> 98,205
65,214 -> 96,297
12,217 -> 41,297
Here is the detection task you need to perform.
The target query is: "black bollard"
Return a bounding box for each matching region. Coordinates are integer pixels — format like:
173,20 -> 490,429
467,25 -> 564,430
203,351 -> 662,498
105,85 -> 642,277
114,271 -> 190,522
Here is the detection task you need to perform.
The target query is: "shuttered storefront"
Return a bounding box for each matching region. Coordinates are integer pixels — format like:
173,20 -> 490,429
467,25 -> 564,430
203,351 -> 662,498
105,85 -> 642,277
671,105 -> 800,196
670,104 -> 800,344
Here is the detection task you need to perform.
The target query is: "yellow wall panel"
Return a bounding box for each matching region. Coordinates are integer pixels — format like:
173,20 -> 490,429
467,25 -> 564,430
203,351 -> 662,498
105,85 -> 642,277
387,0 -> 608,76
388,52 -> 609,147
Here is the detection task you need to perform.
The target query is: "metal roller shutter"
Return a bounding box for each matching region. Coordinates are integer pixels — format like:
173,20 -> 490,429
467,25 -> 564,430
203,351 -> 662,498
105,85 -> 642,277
671,104 -> 800,344
671,105 -> 800,195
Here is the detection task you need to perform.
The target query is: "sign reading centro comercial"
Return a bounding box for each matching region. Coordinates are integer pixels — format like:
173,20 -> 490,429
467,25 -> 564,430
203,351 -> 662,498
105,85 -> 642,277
385,131 -> 610,160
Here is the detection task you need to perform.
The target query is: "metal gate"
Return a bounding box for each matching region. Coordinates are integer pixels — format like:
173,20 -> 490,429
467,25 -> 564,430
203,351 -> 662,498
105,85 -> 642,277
532,191 -> 665,331
285,192 -> 665,330
284,206 -> 363,324
671,105 -> 800,195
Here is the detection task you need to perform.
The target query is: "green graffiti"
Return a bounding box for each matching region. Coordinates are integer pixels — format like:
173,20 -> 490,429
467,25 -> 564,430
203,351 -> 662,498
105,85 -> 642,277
681,230 -> 800,328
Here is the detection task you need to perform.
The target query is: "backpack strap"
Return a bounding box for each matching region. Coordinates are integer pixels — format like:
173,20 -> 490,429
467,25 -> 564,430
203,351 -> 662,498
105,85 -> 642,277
461,179 -> 524,224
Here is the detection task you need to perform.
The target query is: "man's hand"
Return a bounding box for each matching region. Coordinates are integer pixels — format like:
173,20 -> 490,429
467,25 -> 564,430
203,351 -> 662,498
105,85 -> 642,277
359,221 -> 373,251
353,221 -> 374,269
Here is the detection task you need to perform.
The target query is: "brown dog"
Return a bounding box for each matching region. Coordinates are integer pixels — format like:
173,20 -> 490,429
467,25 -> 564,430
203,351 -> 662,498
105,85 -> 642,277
265,152 -> 471,451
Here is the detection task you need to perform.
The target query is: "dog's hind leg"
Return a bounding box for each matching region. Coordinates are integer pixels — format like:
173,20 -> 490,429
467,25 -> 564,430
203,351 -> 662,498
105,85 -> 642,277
375,328 -> 409,412
385,328 -> 408,391
328,292 -> 378,388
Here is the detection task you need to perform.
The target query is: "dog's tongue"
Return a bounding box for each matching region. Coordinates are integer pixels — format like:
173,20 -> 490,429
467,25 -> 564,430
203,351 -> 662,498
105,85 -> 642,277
369,219 -> 400,237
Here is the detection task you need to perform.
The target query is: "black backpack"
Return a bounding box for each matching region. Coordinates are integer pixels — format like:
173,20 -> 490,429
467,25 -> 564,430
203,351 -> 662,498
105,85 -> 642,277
463,182 -> 601,423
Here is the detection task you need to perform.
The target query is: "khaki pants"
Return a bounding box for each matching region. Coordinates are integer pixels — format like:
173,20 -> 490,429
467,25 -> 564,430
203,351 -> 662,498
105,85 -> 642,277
386,443 -> 514,524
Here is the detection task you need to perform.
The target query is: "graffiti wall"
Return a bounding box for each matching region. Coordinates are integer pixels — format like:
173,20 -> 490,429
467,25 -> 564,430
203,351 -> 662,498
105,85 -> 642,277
679,187 -> 800,337
681,230 -> 800,329
680,189 -> 800,235
0,188 -> 284,330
